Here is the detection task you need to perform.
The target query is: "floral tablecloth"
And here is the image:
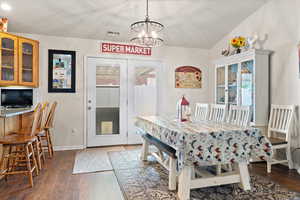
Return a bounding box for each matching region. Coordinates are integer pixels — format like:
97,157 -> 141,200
135,116 -> 272,170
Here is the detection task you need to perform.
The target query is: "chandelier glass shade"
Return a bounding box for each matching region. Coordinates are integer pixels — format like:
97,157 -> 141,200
130,0 -> 164,47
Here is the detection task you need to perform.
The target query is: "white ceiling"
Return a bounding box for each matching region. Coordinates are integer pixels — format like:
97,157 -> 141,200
1,0 -> 269,48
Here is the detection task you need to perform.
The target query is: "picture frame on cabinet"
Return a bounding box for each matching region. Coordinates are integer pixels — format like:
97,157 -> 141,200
48,49 -> 76,93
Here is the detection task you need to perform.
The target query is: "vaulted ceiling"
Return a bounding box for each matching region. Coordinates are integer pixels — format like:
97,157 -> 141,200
1,0 -> 269,48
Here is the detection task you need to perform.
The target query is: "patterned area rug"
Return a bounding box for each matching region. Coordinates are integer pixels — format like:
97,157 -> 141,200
108,150 -> 300,200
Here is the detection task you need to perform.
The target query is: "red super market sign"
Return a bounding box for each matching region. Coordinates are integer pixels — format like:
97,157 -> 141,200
101,42 -> 151,56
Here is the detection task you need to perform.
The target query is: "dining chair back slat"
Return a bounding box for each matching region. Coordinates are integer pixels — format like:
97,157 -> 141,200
41,102 -> 50,129
227,105 -> 251,127
194,103 -> 209,121
209,104 -> 226,122
45,102 -> 58,129
268,104 -> 295,141
31,104 -> 43,136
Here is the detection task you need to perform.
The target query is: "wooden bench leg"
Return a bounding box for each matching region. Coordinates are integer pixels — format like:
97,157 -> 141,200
216,164 -> 221,175
178,165 -> 191,200
140,138 -> 149,161
169,157 -> 177,190
238,162 -> 251,191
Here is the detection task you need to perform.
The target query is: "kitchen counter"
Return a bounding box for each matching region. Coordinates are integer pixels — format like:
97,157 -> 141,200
0,108 -> 34,118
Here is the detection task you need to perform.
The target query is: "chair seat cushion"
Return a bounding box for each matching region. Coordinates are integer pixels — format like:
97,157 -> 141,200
267,137 -> 287,145
0,135 -> 37,145
142,133 -> 177,158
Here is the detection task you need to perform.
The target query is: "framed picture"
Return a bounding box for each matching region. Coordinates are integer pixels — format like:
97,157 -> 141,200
175,66 -> 202,88
48,49 -> 76,93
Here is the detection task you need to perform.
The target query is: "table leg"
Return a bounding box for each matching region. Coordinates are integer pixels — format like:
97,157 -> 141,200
140,138 -> 149,161
169,157 -> 177,190
238,162 -> 251,191
178,165 -> 191,200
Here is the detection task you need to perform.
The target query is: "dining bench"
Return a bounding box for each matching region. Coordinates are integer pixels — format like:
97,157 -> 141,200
140,133 -> 177,190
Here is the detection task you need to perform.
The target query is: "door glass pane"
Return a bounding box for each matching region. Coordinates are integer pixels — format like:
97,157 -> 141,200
228,64 -> 238,105
22,43 -> 33,82
134,66 -> 156,115
241,60 -> 254,121
95,65 -> 120,135
216,66 -> 225,104
1,38 -> 15,81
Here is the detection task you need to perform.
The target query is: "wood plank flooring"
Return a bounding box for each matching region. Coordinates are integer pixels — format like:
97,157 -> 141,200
0,145 -> 299,200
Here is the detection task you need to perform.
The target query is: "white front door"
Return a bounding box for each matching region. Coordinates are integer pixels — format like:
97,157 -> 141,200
127,60 -> 160,144
86,57 -> 160,147
87,57 -> 128,147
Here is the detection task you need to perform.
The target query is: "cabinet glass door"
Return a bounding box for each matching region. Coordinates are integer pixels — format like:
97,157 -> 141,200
216,66 -> 225,104
0,36 -> 17,83
228,64 -> 238,105
241,60 -> 254,121
21,42 -> 33,82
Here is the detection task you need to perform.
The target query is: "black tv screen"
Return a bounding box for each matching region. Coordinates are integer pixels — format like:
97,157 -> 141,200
1,89 -> 33,108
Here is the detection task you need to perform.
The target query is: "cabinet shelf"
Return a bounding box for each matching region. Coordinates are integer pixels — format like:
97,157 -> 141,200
23,52 -> 33,56
1,65 -> 14,69
1,48 -> 14,51
22,68 -> 33,71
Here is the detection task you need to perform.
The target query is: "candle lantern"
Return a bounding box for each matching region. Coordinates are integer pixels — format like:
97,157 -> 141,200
176,95 -> 190,122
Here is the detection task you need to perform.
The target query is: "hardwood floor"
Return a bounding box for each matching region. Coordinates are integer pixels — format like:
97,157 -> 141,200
0,145 -> 300,200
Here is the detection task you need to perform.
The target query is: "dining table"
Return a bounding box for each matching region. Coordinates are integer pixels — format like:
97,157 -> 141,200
135,115 -> 273,200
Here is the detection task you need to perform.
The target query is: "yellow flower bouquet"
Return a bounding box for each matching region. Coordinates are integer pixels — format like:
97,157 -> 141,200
230,36 -> 246,48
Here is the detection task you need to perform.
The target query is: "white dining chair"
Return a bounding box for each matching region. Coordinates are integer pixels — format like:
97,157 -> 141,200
227,105 -> 251,127
209,104 -> 226,122
266,104 -> 295,173
194,103 -> 209,121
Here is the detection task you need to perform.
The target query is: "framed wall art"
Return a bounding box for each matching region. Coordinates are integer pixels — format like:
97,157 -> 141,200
48,49 -> 76,93
175,66 -> 202,88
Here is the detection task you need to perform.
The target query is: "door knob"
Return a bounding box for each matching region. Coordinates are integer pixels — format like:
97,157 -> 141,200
88,106 -> 92,110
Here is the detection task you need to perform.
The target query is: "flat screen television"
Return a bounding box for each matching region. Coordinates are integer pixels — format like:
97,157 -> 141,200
1,89 -> 33,108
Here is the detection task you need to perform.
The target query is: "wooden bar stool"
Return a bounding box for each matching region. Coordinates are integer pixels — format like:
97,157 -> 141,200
9,103 -> 46,171
0,105 -> 42,187
39,102 -> 57,158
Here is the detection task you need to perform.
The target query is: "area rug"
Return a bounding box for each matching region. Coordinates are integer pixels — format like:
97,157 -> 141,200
72,146 -> 125,174
108,149 -> 300,200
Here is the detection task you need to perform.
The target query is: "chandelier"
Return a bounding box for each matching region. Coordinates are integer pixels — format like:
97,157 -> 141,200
130,0 -> 164,47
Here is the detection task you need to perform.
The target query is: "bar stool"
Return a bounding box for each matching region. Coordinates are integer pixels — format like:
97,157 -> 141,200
9,103 -> 46,171
0,104 -> 42,187
39,102 -> 57,158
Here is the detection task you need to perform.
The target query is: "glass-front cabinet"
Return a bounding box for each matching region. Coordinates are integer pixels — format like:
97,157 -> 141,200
215,49 -> 271,126
0,33 -> 18,85
18,38 -> 39,87
0,32 -> 39,87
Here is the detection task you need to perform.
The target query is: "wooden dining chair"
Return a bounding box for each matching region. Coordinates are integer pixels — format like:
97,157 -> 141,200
209,104 -> 226,122
0,104 -> 42,187
227,105 -> 251,127
194,103 -> 209,121
266,104 -> 295,173
40,102 -> 57,158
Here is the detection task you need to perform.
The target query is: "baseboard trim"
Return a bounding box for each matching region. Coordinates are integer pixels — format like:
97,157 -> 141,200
53,145 -> 85,151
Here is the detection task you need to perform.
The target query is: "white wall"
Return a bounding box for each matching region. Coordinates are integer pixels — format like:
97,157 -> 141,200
15,33 -> 210,149
208,0 -> 300,168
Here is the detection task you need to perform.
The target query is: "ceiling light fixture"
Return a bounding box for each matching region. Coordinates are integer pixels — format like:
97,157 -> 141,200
1,2 -> 11,11
130,0 -> 164,47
